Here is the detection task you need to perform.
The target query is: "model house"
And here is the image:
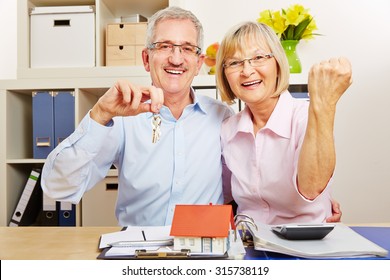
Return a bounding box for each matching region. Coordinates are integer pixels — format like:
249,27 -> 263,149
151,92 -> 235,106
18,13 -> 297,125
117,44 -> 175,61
170,204 -> 235,254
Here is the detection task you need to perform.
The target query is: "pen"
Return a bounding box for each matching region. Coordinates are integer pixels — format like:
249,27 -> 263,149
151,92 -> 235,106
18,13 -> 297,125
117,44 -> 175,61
108,239 -> 174,247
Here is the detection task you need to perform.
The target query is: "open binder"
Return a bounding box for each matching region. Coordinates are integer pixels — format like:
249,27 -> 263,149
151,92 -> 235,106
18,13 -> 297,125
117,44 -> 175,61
234,214 -> 388,259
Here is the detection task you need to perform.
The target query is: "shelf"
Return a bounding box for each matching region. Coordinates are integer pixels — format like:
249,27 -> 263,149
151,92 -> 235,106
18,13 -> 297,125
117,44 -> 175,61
100,0 -> 168,18
7,159 -> 46,164
1,73 -> 218,90
17,0 -> 170,79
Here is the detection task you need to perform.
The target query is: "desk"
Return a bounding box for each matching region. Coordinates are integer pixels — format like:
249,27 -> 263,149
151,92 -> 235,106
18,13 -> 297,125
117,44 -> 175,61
0,226 -> 120,260
0,225 -> 389,260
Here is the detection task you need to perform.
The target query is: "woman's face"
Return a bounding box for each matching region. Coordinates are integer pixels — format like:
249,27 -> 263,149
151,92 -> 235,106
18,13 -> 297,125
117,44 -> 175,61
224,43 -> 278,106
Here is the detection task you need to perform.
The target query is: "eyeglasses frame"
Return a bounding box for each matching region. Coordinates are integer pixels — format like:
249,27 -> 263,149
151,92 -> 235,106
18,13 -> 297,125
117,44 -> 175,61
147,42 -> 202,56
223,53 -> 274,71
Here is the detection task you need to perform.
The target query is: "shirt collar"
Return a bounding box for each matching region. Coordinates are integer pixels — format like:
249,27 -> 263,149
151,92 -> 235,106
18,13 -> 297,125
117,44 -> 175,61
264,91 -> 293,138
190,88 -> 208,115
229,91 -> 293,140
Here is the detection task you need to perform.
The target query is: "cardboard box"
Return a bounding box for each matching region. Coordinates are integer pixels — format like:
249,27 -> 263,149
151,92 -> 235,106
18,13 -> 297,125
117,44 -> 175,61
106,45 -> 136,65
106,22 -> 147,66
30,6 -> 95,68
81,171 -> 118,226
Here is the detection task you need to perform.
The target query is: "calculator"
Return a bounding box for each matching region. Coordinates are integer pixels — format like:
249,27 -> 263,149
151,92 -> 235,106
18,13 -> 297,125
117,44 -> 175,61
271,224 -> 335,240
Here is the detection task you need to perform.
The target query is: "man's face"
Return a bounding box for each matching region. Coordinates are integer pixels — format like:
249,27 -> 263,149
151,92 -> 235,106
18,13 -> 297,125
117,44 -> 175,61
142,19 -> 205,96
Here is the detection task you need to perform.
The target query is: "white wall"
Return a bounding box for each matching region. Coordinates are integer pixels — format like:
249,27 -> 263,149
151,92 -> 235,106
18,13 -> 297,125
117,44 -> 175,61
1,0 -> 390,223
0,0 -> 17,79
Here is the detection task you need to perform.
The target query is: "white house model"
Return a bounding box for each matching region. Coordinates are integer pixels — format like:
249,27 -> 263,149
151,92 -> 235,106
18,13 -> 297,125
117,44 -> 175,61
170,204 -> 234,255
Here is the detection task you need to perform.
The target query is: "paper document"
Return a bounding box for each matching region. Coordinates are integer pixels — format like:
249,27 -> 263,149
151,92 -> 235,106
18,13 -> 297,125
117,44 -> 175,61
99,225 -> 172,249
243,221 -> 388,259
98,226 -> 245,259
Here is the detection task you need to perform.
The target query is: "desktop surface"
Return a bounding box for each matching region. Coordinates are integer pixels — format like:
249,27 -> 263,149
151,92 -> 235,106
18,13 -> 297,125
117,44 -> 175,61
0,226 -> 119,260
0,224 -> 389,260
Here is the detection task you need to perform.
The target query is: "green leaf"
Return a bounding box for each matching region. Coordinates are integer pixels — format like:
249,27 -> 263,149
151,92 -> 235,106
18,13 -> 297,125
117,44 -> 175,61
286,25 -> 295,40
293,16 -> 312,40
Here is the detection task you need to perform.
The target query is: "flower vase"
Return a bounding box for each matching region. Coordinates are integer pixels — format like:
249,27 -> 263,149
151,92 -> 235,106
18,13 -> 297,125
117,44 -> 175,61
281,40 -> 302,73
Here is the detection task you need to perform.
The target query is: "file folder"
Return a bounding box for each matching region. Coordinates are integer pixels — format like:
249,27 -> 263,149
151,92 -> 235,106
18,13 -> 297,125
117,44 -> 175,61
9,169 -> 42,227
32,91 -> 54,159
36,192 -> 59,226
54,91 -> 76,226
234,214 -> 388,259
58,201 -> 76,226
53,91 -> 75,146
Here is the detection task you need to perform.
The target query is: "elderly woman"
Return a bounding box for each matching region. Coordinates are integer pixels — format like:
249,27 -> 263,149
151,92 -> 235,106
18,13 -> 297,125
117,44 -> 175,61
216,21 -> 352,224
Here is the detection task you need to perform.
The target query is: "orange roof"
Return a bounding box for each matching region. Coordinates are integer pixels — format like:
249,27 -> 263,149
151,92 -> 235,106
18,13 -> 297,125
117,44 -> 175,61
170,204 -> 234,238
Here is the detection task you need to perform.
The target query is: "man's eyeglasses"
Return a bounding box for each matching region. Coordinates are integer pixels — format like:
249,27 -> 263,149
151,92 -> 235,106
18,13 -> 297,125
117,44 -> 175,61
148,42 -> 202,56
223,53 -> 274,72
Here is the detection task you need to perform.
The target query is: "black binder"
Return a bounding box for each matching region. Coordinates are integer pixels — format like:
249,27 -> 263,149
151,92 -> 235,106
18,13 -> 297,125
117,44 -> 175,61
35,192 -> 59,226
58,201 -> 76,226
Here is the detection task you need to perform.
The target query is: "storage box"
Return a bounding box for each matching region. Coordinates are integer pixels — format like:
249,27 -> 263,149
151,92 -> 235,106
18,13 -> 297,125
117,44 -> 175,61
106,22 -> 147,66
30,6 -> 95,68
81,171 -> 118,226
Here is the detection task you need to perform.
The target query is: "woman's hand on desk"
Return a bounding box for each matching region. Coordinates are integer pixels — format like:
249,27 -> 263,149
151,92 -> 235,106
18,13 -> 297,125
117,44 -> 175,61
326,200 -> 342,222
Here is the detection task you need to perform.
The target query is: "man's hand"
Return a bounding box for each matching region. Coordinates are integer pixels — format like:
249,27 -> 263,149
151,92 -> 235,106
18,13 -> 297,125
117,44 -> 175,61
90,80 -> 164,125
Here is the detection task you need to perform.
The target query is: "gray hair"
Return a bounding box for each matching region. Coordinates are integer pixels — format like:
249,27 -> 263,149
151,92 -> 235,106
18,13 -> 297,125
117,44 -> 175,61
146,6 -> 204,51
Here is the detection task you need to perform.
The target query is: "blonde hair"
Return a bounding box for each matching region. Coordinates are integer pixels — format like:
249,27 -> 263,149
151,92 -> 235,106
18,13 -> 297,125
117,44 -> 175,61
216,21 -> 290,104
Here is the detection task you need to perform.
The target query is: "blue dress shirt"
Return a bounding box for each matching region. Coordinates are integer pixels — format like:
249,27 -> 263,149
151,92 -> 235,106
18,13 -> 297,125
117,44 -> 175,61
41,90 -> 233,226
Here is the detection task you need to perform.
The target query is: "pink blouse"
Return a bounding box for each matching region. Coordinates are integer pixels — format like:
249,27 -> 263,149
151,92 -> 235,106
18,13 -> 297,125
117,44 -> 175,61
221,92 -> 332,225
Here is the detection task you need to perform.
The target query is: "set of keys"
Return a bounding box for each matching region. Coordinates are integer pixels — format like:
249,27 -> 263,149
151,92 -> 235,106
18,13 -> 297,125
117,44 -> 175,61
151,114 -> 162,143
